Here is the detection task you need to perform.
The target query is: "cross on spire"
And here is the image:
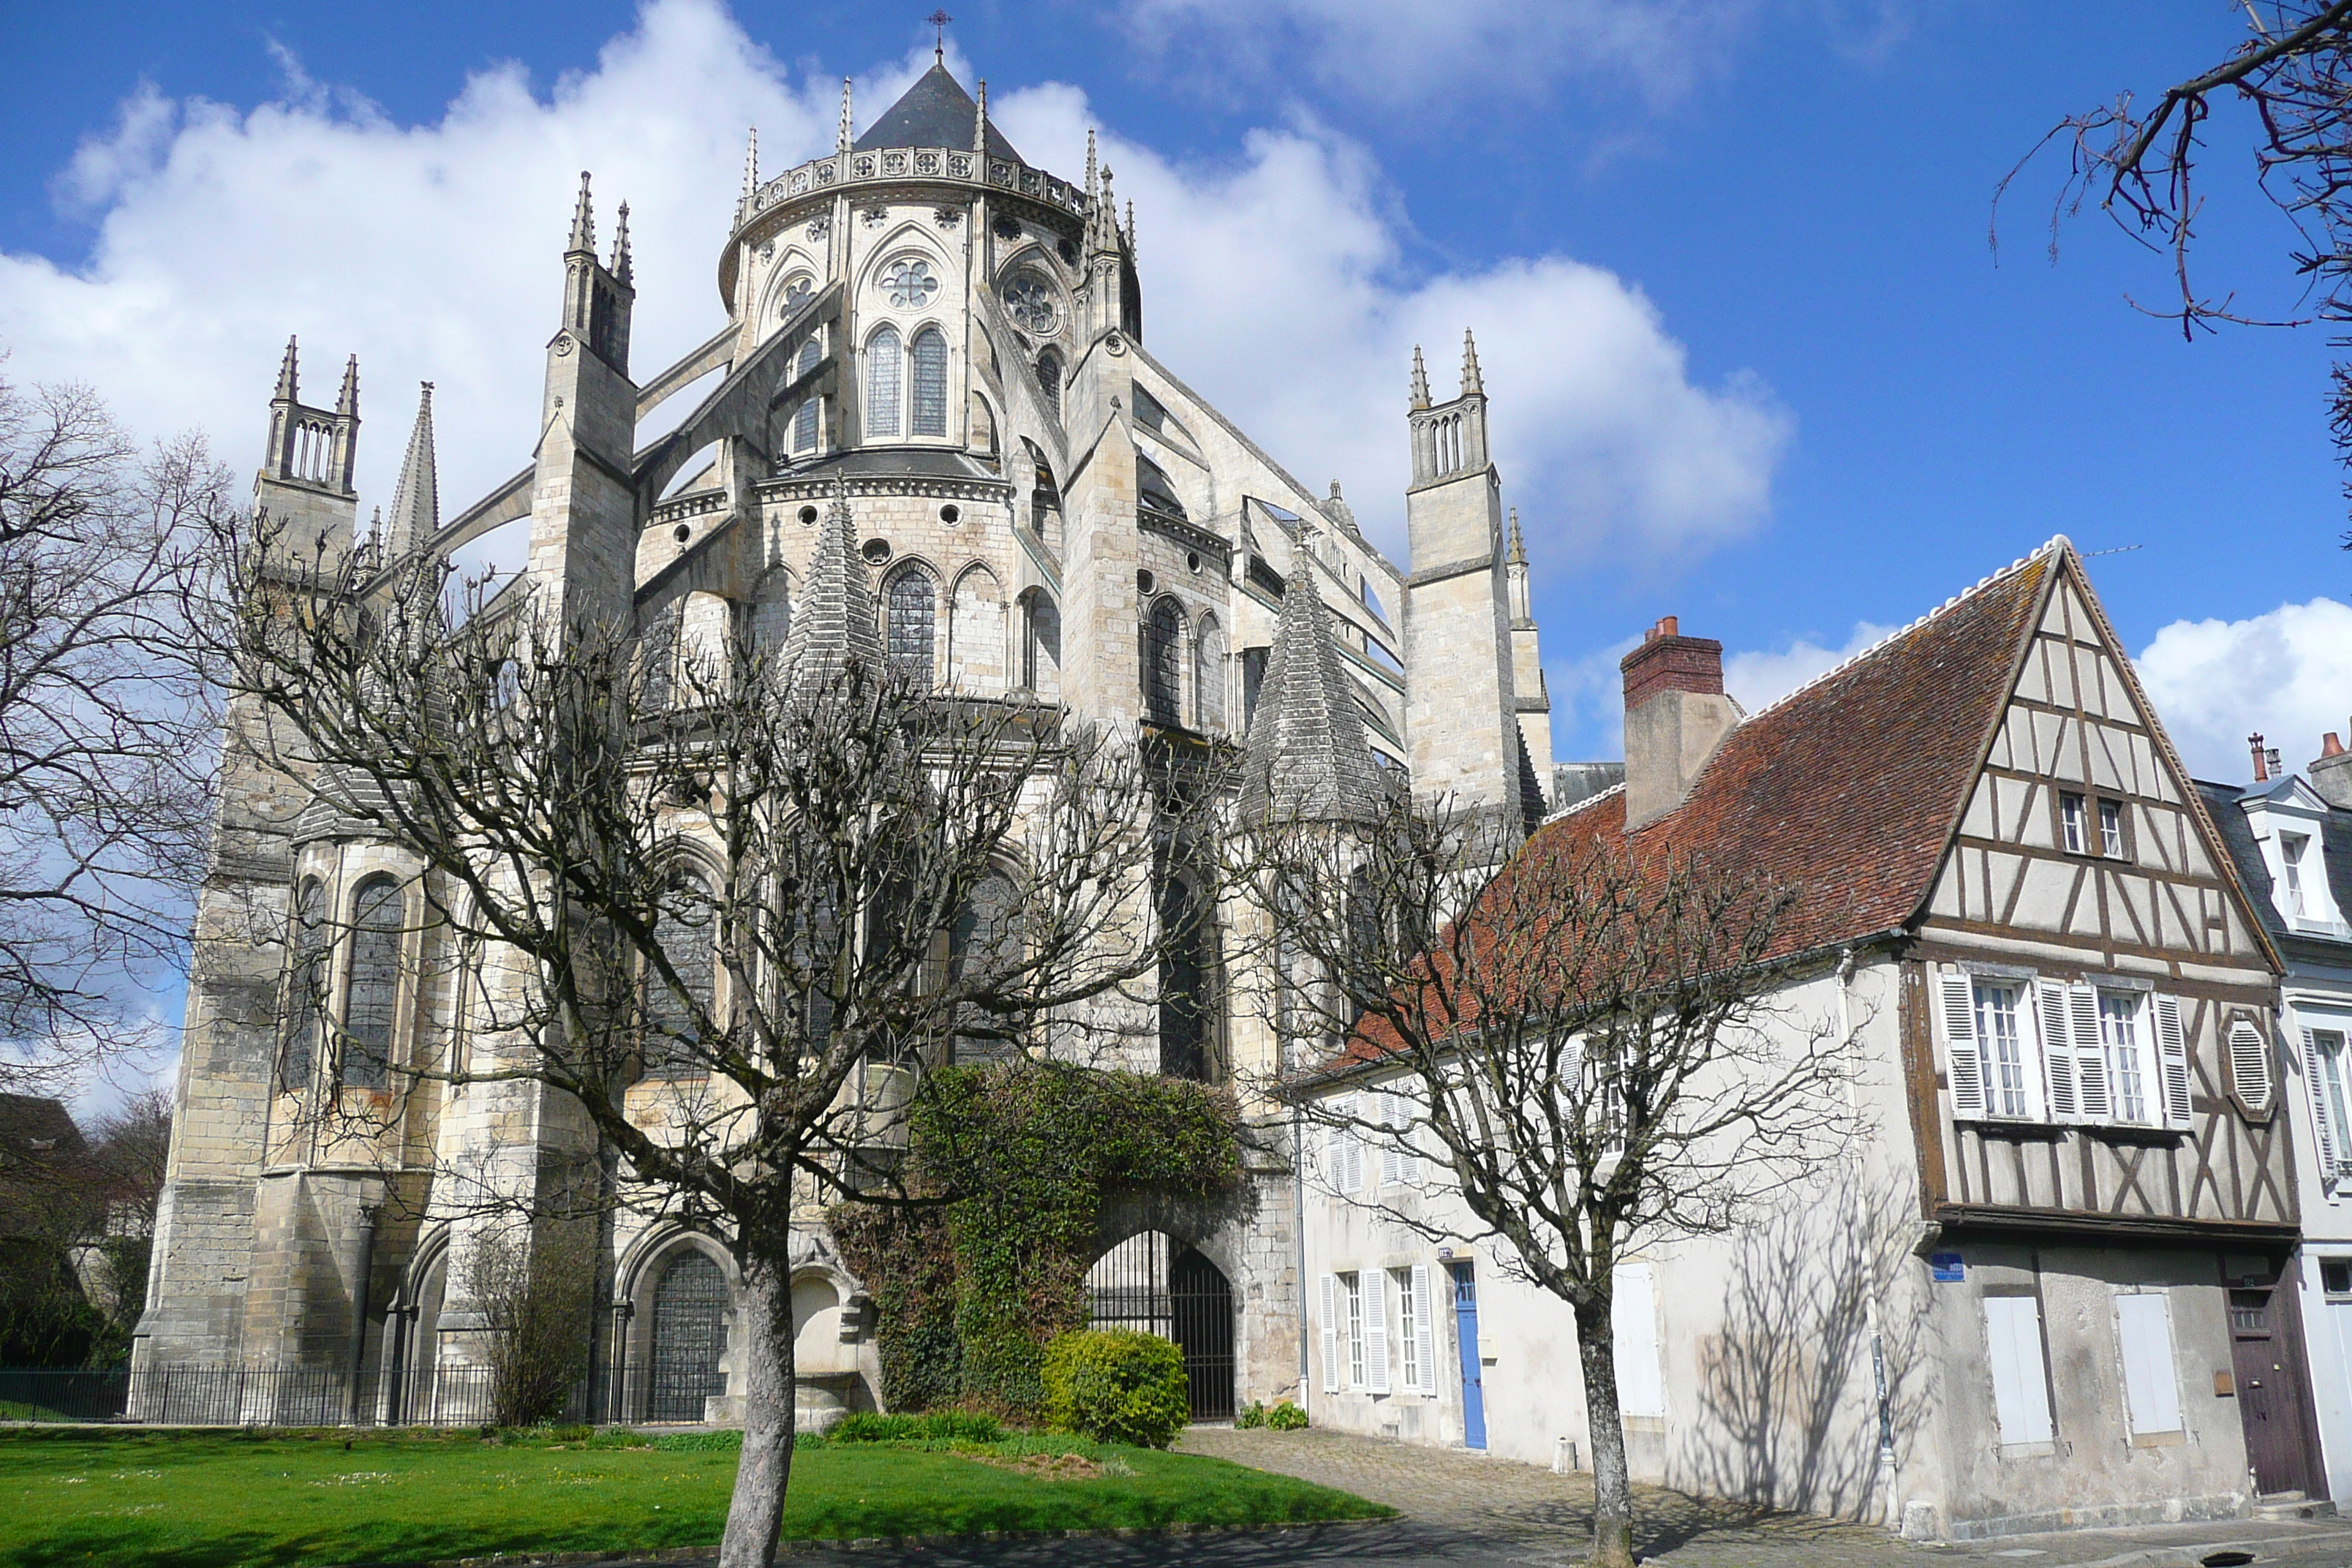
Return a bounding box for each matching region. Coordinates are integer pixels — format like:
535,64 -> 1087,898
928,9 -> 952,61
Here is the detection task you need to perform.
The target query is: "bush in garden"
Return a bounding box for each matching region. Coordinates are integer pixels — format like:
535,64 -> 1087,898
1264,1401 -> 1308,1431
1040,1329 -> 1189,1449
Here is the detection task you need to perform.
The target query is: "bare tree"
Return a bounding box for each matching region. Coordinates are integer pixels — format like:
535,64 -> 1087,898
1242,798 -> 1857,1568
216,490 -> 1209,1568
0,373 -> 226,1088
2015,3 -> 2352,538
464,1219 -> 599,1427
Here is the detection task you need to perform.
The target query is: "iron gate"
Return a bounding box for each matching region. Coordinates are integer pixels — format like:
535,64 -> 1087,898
1082,1232 -> 1235,1421
648,1251 -> 731,1422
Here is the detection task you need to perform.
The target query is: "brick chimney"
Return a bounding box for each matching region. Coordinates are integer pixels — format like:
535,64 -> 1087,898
1620,616 -> 1740,831
2313,724 -> 2352,810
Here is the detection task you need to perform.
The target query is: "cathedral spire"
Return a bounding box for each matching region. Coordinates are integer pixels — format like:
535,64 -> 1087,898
611,201 -> 633,287
1461,328 -> 1483,396
335,354 -> 360,419
741,126 -> 758,205
383,383 -> 439,559
837,78 -> 854,154
568,171 -> 595,255
779,473 -> 885,707
1240,563 -> 1384,824
1082,130 -> 1101,252
1409,344 -> 1430,410
274,336 -> 299,402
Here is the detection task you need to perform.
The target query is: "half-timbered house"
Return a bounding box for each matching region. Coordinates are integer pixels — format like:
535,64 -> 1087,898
1294,536 -> 2300,1540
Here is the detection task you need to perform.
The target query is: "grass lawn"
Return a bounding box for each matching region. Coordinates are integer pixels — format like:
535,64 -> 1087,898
0,1425 -> 1387,1567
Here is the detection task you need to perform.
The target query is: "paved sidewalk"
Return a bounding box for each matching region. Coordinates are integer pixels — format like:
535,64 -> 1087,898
1175,1425 -> 2352,1567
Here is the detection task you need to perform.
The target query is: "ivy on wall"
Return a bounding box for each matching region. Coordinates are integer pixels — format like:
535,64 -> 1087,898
832,1061 -> 1241,1416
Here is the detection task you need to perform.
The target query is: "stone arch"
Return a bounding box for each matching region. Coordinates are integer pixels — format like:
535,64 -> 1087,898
1079,1211 -> 1243,1422
948,562 -> 1006,693
758,250 -> 823,322
1142,594 -> 1187,726
618,1229 -> 739,1425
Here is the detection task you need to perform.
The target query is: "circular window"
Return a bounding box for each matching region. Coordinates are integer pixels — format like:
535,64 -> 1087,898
1186,551 -> 1202,573
798,505 -> 819,526
1136,569 -> 1156,596
862,538 -> 894,565
780,275 -> 815,317
1003,275 -> 1060,336
940,504 -> 962,524
993,215 -> 1021,241
1058,238 -> 1078,264
673,524 -> 692,544
881,257 -> 940,309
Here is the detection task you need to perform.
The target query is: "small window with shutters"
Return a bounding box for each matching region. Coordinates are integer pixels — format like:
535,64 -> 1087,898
1341,1272 -> 1365,1387
1393,1267 -> 1420,1392
2304,1027 -> 2352,1187
2100,991 -> 2152,1125
2228,1017 -> 2274,1115
1938,969 -> 2045,1122
2152,995 -> 2195,1128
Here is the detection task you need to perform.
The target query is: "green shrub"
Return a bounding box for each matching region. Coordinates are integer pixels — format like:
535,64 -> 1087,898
650,1429 -> 742,1452
1234,1401 -> 1267,1429
1040,1330 -> 1189,1450
1265,1401 -> 1308,1431
829,1409 -> 1006,1445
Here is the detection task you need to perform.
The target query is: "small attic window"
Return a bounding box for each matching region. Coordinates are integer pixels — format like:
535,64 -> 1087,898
2283,832 -> 2310,917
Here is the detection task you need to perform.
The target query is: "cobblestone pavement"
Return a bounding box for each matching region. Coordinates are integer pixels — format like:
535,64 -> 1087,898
1174,1425 -> 2352,1567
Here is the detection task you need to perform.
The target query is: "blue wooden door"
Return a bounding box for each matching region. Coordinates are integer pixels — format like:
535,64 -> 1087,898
1450,1262 -> 1486,1450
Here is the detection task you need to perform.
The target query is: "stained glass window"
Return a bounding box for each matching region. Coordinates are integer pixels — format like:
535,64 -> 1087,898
910,326 -> 949,437
866,326 -> 901,438
882,258 -> 939,309
341,876 -> 404,1088
791,339 -> 821,452
1004,274 -> 1058,335
780,275 -> 814,317
887,569 -> 936,682
1144,595 -> 1185,725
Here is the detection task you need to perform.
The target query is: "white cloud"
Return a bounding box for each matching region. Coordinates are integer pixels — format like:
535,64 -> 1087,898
1117,0 -> 1758,111
1723,620 -> 1898,713
2136,598 -> 2352,783
0,0 -> 1785,578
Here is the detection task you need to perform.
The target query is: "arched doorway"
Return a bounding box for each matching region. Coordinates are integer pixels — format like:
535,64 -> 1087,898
648,1251 -> 731,1422
1082,1232 -> 1234,1421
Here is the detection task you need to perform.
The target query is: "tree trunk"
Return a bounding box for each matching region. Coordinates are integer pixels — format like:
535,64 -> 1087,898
715,1249 -> 796,1568
1574,1294 -> 1636,1568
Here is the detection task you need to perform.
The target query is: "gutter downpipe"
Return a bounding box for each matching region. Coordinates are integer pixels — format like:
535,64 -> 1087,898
1837,949 -> 1898,1523
1294,1100 -> 1311,1424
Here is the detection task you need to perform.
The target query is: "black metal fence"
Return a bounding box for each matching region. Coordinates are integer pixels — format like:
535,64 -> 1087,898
0,1362 -> 723,1428
1081,1231 -> 1235,1422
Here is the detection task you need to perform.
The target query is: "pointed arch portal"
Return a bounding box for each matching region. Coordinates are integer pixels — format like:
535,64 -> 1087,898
1082,1231 -> 1234,1420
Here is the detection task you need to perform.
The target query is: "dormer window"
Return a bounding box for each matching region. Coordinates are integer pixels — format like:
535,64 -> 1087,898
2059,791 -> 2128,859
2283,832 -> 2310,917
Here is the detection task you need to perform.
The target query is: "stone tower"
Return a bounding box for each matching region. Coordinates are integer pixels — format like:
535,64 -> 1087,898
1504,509 -> 1553,794
1401,332 -> 1522,815
255,338 -> 361,557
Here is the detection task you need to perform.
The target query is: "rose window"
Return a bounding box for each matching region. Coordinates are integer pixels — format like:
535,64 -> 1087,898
1004,275 -> 1060,336
883,258 -> 940,309
780,276 -> 814,317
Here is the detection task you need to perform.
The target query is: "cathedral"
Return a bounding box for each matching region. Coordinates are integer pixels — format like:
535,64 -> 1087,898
138,58 -> 1566,1426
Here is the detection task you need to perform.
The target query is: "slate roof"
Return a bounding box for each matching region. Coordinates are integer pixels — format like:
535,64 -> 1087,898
853,64 -> 1023,163
1240,561 -> 1384,823
2198,775 -> 2352,956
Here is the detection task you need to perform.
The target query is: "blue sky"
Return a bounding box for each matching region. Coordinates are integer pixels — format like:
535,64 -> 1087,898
1,0 -> 2345,791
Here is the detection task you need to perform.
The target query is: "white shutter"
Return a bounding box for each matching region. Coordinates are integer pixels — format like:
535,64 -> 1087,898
2114,1292 -> 2182,1436
1937,970 -> 1988,1119
1365,1273 -> 1391,1394
1319,1273 -> 1340,1392
1411,1264 -> 1435,1396
2229,1019 -> 2274,1113
2068,984 -> 2111,1123
2155,995 -> 2193,1128
1611,1264 -> 1667,1417
1379,1093 -> 1404,1188
2035,980 -> 2078,1120
1333,1097 -> 1360,1194
1983,1296 -> 2054,1444
2306,1029 -> 2340,1186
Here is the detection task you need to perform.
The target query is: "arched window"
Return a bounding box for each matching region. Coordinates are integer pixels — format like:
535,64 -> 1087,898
341,875 -> 404,1088
1158,870 -> 1214,1081
648,1248 -> 731,1422
1034,349 -> 1062,425
1195,614 -> 1226,734
1142,595 -> 1185,726
909,326 -> 949,437
641,602 -> 681,712
644,871 -> 716,1079
791,339 -> 822,453
949,870 -> 1020,1063
281,878 -> 327,1093
886,568 -> 937,684
865,325 -> 902,439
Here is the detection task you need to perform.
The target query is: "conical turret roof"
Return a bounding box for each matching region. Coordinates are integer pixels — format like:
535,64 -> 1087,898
1240,565 -> 1384,824
853,62 -> 1022,162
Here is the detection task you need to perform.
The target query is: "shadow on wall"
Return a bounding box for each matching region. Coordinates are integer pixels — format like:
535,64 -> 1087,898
1679,1169 -> 1929,1523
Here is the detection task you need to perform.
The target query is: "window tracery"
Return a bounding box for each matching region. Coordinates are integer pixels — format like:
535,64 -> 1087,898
910,326 -> 949,437
1003,274 -> 1060,336
866,326 -> 902,439
341,875 -> 404,1088
886,568 -> 937,683
882,257 -> 940,309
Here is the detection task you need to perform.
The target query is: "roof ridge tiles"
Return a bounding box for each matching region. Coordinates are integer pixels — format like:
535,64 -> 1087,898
1738,535 -> 2068,725
1539,780 -> 1624,826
